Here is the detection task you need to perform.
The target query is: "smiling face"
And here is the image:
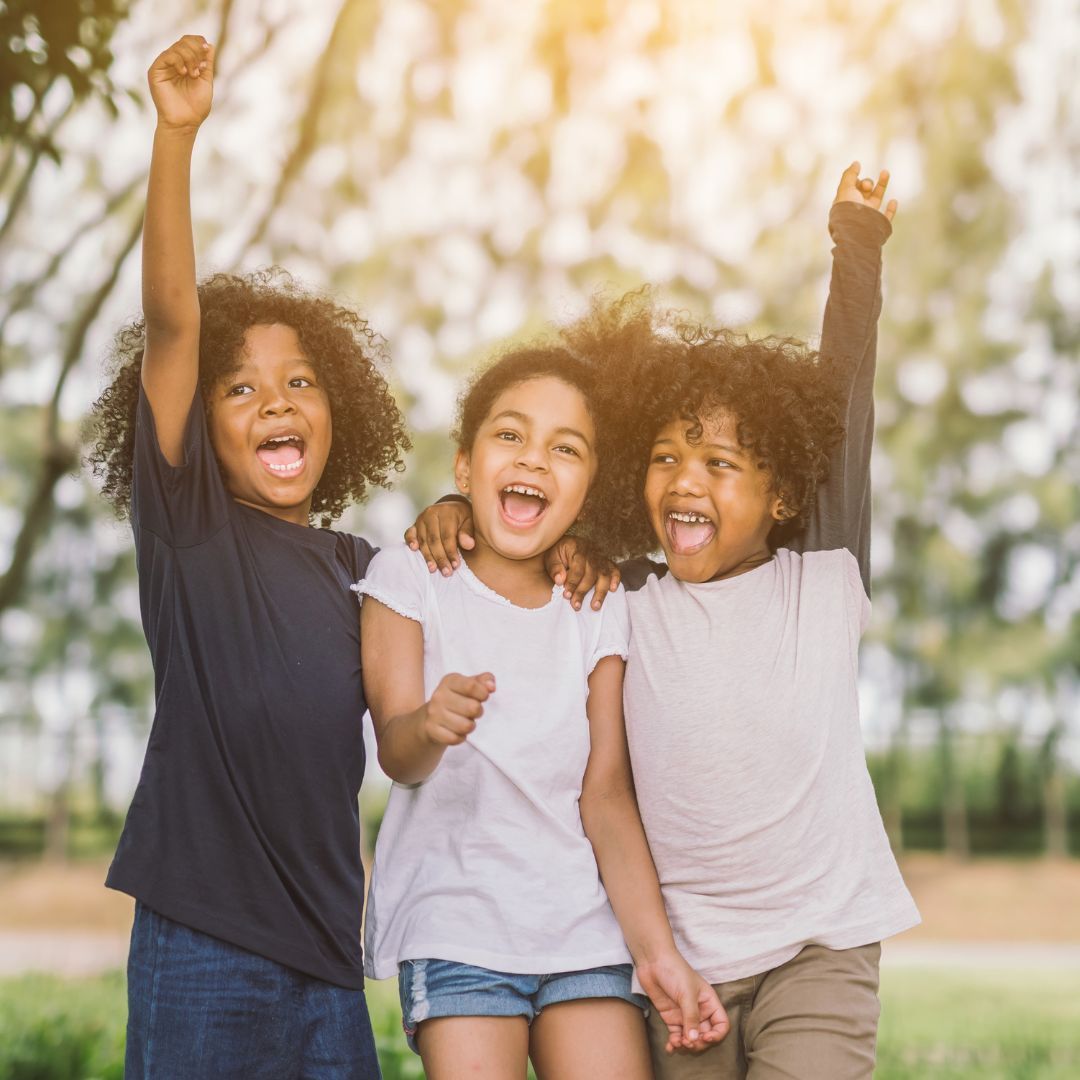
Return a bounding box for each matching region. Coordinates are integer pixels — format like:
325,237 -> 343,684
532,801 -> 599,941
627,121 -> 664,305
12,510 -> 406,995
455,376 -> 597,563
644,408 -> 787,583
207,323 -> 332,525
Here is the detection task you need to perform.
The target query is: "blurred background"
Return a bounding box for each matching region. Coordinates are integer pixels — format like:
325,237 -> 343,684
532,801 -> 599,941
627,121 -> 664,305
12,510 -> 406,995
1,0 -> 1077,1076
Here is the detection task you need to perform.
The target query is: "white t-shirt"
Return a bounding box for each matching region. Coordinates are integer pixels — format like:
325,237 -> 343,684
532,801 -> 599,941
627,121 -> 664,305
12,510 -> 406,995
355,544 -> 632,979
622,547 -> 920,985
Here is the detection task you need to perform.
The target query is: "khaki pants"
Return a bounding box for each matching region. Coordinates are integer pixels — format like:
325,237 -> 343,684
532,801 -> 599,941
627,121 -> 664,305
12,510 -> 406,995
648,943 -> 881,1080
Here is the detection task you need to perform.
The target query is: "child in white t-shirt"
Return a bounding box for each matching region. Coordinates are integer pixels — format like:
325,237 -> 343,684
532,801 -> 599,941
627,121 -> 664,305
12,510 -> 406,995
355,347 -> 726,1077
411,165 -> 920,1079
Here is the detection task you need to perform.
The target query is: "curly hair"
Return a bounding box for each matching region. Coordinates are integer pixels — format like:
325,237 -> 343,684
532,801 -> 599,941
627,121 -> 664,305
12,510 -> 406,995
560,291 -> 849,560
86,269 -> 411,525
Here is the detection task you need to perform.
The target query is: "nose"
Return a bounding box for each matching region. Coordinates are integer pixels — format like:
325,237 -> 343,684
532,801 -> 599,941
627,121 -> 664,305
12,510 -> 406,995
671,458 -> 706,496
515,440 -> 548,472
259,386 -> 296,417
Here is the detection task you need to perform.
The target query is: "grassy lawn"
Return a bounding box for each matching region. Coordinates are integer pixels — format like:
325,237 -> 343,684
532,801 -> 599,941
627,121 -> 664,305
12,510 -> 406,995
2,967 -> 1079,1078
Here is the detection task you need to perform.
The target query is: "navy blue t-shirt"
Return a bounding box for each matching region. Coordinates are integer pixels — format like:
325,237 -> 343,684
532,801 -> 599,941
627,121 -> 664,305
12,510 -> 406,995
106,387 -> 374,988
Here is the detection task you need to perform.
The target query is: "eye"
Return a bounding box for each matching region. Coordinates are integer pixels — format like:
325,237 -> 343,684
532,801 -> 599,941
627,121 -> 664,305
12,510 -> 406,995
651,452 -> 676,465
289,376 -> 314,388
226,383 -> 254,397
555,444 -> 580,457
708,458 -> 736,470
496,430 -> 522,443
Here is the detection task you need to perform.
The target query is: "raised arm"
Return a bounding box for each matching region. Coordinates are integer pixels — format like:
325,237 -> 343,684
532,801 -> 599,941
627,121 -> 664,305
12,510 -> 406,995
799,163 -> 897,592
140,35 -> 215,465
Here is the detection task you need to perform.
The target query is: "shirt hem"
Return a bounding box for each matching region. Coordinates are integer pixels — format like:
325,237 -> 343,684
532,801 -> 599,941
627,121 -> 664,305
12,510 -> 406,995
365,942 -> 633,981
107,877 -> 365,990
686,907 -> 922,985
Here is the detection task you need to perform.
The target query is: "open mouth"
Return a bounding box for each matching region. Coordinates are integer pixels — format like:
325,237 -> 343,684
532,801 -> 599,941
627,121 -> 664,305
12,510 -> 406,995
665,509 -> 716,555
255,434 -> 306,477
499,483 -> 548,526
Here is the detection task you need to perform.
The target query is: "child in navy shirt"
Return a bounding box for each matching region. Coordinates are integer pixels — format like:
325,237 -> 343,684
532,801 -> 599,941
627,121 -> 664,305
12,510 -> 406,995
88,36 -> 408,1078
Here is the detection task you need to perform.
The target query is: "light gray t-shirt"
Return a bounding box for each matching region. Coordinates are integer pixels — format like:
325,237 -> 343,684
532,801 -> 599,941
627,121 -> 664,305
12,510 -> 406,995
623,549 -> 919,983
619,202 -> 919,983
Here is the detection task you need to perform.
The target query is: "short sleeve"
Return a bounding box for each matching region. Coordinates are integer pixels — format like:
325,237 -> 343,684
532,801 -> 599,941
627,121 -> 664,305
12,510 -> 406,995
131,384 -> 231,546
588,585 -> 630,675
351,543 -> 429,625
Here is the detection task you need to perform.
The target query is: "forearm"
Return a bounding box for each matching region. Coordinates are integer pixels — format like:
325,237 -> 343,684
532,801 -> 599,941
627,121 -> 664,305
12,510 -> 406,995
375,703 -> 447,784
819,201 -> 889,369
143,125 -> 201,340
581,785 -> 677,964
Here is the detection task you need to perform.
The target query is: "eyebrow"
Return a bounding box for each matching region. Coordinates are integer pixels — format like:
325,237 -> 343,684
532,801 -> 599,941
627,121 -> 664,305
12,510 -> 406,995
652,437 -> 744,455
491,409 -> 593,449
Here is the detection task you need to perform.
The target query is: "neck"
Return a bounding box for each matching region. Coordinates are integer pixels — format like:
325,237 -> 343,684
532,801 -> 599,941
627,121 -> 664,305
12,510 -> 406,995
463,533 -> 552,608
706,544 -> 774,582
233,497 -> 312,527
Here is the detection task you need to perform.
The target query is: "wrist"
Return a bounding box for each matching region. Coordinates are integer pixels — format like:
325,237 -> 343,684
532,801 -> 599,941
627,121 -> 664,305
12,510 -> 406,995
154,121 -> 202,142
628,932 -> 679,968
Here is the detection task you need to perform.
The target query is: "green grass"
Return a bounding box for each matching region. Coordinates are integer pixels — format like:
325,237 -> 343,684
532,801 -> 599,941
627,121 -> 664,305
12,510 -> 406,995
877,968 -> 1080,1079
1,967 -> 1078,1078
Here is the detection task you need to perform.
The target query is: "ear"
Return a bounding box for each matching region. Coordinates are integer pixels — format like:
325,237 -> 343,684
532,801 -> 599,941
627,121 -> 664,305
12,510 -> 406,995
770,492 -> 795,523
453,448 -> 471,495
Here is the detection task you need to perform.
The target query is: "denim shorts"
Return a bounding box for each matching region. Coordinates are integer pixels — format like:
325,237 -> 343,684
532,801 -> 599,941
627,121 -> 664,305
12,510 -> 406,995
397,958 -> 647,1054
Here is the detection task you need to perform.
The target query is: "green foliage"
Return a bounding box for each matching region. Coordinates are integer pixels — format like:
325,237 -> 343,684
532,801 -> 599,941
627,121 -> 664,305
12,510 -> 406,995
877,967 -> 1080,1079
1,0 -> 135,144
3,968 -> 1080,1079
0,973 -> 125,1080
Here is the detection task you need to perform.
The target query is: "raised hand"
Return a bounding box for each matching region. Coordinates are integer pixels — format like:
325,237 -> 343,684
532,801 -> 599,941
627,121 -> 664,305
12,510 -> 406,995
834,161 -> 898,222
406,499 -> 475,576
423,673 -> 495,747
148,35 -> 215,130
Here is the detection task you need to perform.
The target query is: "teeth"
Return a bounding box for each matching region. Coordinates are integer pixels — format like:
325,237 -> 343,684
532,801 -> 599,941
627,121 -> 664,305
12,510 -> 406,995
502,484 -> 546,500
268,457 -> 305,473
668,511 -> 711,524
264,435 -> 299,445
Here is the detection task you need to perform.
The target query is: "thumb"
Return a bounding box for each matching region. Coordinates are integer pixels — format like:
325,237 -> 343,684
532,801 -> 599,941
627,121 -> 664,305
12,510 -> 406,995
458,528 -> 476,550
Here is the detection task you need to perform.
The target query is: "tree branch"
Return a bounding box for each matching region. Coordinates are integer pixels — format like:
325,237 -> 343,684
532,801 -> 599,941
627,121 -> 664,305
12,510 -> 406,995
0,209 -> 144,615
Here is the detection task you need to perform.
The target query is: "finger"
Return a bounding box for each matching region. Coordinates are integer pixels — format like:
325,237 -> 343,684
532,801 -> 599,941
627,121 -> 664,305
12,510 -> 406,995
570,556 -> 599,610
858,177 -> 874,194
867,169 -> 890,209
608,566 -> 621,592
591,570 -> 611,610
404,525 -> 419,550
429,715 -> 476,744
834,160 -> 860,199
457,526 -> 476,551
680,993 -> 702,1044
564,551 -> 588,609
548,558 -> 568,586
425,528 -> 452,576
174,40 -> 206,77
884,197 -> 898,222
412,525 -> 440,572
437,524 -> 461,572
446,672 -> 496,699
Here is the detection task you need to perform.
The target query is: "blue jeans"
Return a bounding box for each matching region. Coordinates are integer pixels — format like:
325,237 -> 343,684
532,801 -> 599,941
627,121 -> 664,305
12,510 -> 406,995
125,902 -> 381,1079
398,958 -> 646,1054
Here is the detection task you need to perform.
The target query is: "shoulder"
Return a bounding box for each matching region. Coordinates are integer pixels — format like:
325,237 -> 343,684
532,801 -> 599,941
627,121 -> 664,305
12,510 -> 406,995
365,542 -> 428,581
333,530 -> 378,578
617,556 -> 669,593
353,543 -> 432,623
